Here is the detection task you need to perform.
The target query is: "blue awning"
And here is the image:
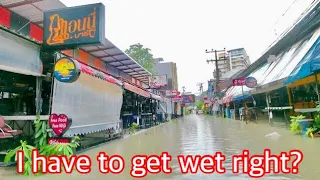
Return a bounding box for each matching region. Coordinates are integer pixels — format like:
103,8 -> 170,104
285,35 -> 320,85
232,94 -> 251,102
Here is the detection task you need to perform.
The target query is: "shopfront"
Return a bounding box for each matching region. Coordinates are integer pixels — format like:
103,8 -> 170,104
0,23 -> 45,137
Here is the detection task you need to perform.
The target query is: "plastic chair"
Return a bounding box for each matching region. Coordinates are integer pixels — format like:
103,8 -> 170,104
0,116 -> 22,136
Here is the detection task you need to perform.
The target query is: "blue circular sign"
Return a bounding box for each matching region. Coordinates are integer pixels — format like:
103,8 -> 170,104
53,57 -> 80,83
245,77 -> 257,88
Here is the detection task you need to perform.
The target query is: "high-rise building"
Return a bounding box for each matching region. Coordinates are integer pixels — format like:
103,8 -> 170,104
214,48 -> 251,77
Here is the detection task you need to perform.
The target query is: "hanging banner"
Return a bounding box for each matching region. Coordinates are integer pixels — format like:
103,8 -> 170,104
232,77 -> 246,86
149,75 -> 168,89
43,3 -> 105,49
208,80 -> 214,96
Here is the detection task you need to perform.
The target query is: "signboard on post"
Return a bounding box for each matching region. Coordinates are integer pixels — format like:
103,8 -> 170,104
182,94 -> 195,103
43,3 -> 105,49
148,75 -> 168,89
232,77 -> 246,86
53,57 -> 80,83
245,77 -> 257,88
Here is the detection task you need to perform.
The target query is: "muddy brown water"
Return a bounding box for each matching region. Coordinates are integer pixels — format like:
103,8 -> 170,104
1,114 -> 320,180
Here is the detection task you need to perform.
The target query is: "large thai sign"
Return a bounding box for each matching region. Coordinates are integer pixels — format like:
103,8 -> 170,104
149,75 -> 168,89
43,3 -> 105,49
232,77 -> 246,86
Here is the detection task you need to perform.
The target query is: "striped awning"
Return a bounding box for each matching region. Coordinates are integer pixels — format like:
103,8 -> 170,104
77,61 -> 123,86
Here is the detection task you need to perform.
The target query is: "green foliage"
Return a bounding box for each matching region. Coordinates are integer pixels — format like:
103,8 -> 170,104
129,122 -> 139,134
34,115 -> 50,148
4,116 -> 81,176
196,101 -> 204,110
125,43 -> 155,74
289,115 -> 305,135
4,140 -> 36,176
306,127 -> 315,138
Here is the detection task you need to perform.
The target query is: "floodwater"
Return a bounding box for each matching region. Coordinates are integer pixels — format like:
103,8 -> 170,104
1,114 -> 320,180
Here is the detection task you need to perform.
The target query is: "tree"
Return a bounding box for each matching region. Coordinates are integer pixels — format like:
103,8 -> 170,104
196,101 -> 204,110
125,43 -> 155,74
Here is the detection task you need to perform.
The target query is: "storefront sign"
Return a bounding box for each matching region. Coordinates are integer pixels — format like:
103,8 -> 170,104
53,57 -> 80,83
149,75 -> 168,89
182,94 -> 195,103
49,114 -> 72,137
166,90 -> 180,97
232,77 -> 246,86
245,77 -> 257,88
172,95 -> 183,102
43,3 -> 105,49
48,138 -> 71,145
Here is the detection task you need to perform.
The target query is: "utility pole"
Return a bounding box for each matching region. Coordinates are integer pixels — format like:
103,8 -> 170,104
197,82 -> 203,94
182,86 -> 186,95
205,48 -> 227,94
205,48 -> 228,117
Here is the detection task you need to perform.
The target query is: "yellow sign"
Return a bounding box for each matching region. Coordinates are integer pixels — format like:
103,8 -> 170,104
53,58 -> 80,83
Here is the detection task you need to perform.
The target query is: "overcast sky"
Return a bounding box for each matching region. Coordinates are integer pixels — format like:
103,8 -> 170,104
61,0 -> 313,94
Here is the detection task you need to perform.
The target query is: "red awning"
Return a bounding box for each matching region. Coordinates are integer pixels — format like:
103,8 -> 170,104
124,82 -> 150,98
77,61 -> 123,86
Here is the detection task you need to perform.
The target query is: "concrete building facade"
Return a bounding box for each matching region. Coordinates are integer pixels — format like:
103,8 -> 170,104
153,58 -> 179,116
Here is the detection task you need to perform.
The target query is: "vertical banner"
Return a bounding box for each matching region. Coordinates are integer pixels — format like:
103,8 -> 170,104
208,80 -> 214,97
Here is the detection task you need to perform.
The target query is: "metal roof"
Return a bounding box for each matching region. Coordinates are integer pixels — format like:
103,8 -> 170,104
0,0 -> 151,83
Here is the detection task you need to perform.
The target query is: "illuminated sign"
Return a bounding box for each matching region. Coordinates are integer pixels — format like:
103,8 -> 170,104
53,57 -> 80,83
43,3 -> 105,49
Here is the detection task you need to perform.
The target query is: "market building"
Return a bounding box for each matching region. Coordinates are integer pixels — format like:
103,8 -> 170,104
222,2 -> 320,122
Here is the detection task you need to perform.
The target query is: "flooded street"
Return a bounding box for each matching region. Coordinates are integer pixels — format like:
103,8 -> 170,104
2,114 -> 320,180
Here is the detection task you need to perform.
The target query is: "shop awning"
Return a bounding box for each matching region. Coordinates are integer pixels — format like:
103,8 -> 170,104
222,87 -> 235,104
150,93 -> 163,102
124,82 -> 151,98
285,33 -> 320,85
0,29 -> 43,76
77,61 -> 123,86
0,0 -> 152,84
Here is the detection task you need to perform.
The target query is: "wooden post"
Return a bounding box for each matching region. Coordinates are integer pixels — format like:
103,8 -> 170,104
286,87 -> 293,115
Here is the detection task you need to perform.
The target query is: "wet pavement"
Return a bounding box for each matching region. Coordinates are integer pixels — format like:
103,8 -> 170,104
1,114 -> 320,180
